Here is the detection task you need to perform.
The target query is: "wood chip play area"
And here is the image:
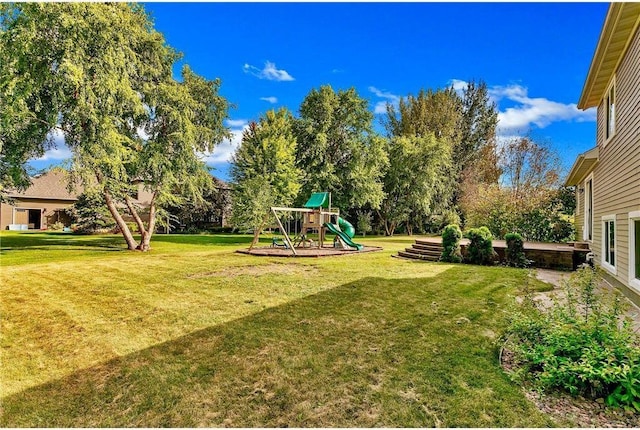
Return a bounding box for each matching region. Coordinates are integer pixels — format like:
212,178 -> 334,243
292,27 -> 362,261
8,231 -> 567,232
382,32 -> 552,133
237,192 -> 382,258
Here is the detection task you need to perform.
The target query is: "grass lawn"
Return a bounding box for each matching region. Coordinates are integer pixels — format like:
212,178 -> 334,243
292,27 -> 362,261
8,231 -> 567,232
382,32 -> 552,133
0,231 -> 557,427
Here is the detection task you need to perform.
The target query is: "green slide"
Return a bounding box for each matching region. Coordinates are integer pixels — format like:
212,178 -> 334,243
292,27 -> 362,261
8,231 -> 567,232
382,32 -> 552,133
323,218 -> 363,251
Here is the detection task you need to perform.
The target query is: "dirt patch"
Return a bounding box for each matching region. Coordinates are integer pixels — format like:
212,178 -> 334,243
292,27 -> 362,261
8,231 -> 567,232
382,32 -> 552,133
187,263 -> 316,279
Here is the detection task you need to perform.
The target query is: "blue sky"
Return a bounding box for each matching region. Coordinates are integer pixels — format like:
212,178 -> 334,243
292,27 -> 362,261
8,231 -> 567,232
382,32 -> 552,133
32,2 -> 609,182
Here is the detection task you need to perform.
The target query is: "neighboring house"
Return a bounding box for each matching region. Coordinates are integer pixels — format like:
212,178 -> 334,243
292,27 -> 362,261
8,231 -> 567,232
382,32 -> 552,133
565,3 -> 640,304
0,170 -> 81,230
1,169 -> 230,231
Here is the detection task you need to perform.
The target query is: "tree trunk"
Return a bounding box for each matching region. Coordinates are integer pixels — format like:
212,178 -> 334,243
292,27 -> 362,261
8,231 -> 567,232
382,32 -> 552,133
249,213 -> 271,250
125,194 -> 157,252
385,221 -> 396,237
104,190 -> 138,250
125,195 -> 146,237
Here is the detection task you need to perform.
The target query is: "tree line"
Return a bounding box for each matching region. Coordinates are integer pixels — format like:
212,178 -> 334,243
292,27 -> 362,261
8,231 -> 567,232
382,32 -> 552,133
1,3 -> 574,251
232,84 -> 574,242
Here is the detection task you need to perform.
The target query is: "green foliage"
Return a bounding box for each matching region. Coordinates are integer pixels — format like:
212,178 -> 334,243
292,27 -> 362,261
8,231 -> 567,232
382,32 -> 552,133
378,134 -> 452,235
456,81 -> 499,175
231,109 -> 300,235
1,3 -> 230,250
506,267 -> 640,412
48,222 -> 65,231
504,232 -> 529,268
294,85 -> 387,211
356,210 -> 372,237
464,226 -> 496,265
69,190 -> 116,234
462,184 -> 575,242
231,177 -> 274,232
441,224 -> 462,263
166,177 -> 231,232
461,136 -> 574,242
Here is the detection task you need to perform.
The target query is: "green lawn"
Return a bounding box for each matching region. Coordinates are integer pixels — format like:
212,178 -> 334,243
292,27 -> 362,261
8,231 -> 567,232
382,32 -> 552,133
0,231 -> 557,427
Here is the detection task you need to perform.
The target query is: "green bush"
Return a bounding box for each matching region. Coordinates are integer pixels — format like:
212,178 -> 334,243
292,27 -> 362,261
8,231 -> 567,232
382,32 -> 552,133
464,226 -> 496,265
48,221 -> 65,231
505,267 -> 640,412
505,232 -> 529,268
440,224 -> 462,263
208,226 -> 235,234
71,190 -> 116,234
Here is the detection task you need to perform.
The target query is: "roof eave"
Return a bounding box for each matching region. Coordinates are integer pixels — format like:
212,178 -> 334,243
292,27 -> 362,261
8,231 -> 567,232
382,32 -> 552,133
565,147 -> 599,186
578,3 -> 640,109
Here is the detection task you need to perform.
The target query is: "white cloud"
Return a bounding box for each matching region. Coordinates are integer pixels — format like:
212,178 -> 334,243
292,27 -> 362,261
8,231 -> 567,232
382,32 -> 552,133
449,79 -> 468,95
243,61 -> 294,81
226,119 -> 249,128
260,96 -> 278,104
448,79 -> 597,136
37,146 -> 72,161
202,119 -> 249,164
491,83 -> 596,134
37,130 -> 72,161
369,86 -> 400,114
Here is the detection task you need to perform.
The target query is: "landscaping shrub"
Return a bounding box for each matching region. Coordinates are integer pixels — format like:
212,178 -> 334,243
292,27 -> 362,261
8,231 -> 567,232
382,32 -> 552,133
464,226 -> 496,265
48,221 -> 65,231
207,226 -> 235,234
441,224 -> 462,263
70,190 -> 116,234
505,266 -> 640,412
505,232 -> 529,268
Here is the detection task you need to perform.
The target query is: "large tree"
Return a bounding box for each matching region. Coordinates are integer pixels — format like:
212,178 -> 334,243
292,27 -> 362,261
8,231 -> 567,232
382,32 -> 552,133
377,134 -> 452,236
0,4 -> 61,195
1,3 -> 229,250
230,108 -> 301,249
294,85 -> 387,211
384,81 -> 499,230
383,88 -> 461,232
456,81 -> 499,178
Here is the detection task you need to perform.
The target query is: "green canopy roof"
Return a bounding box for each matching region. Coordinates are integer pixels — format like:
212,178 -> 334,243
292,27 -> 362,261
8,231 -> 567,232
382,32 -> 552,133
303,192 -> 330,208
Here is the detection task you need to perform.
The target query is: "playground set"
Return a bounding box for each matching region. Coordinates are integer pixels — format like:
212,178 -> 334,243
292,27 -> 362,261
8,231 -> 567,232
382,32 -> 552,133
238,192 -> 380,257
265,192 -> 365,257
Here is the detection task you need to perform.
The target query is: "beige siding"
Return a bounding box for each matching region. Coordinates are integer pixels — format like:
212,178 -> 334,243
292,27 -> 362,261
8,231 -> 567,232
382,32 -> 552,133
0,199 -> 76,230
591,25 -> 640,290
575,188 -> 585,240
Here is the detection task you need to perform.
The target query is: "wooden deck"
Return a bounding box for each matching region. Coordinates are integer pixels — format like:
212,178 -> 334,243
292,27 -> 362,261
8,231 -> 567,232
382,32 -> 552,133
415,237 -> 591,270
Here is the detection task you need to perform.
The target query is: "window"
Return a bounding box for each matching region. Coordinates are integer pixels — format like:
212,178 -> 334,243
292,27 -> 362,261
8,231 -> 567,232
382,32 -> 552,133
602,215 -> 616,273
629,212 -> 640,291
584,176 -> 593,241
605,80 -> 615,140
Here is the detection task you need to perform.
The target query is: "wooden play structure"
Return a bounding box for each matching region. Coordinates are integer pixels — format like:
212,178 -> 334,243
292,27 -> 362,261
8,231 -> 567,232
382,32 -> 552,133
270,192 -> 363,256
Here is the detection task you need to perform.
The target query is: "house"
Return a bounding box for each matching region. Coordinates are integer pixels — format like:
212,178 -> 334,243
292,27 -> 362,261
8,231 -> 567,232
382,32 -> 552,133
0,170 -> 81,230
1,169 -> 231,231
565,3 -> 640,304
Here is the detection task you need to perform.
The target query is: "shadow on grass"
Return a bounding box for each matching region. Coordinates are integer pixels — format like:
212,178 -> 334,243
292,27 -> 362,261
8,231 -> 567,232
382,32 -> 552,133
1,268 -> 553,428
151,233 -> 260,246
0,233 -> 266,255
0,232 -> 126,251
